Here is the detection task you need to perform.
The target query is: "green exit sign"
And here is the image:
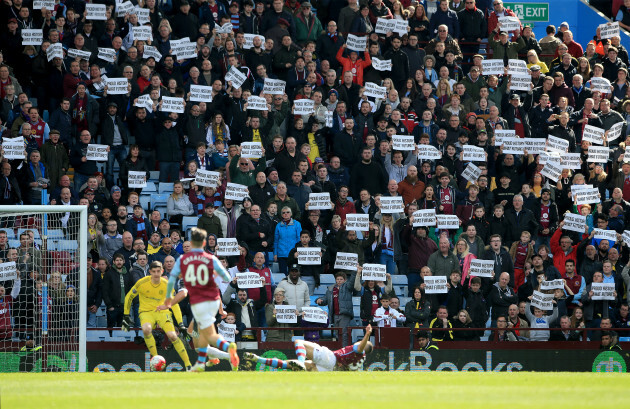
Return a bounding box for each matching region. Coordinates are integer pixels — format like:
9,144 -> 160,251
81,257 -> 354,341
504,2 -> 549,22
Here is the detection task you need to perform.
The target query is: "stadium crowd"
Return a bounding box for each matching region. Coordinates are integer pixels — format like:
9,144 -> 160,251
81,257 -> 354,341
1,0 -> 630,350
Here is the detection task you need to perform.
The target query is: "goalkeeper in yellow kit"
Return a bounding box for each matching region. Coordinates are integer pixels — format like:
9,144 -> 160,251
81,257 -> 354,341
122,261 -> 192,370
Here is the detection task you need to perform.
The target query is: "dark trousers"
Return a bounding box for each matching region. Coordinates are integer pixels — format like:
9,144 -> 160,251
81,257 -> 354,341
106,306 -> 124,328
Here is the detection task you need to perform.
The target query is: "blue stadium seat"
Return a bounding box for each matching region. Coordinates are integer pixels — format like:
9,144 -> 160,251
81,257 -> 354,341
96,315 -> 107,327
352,296 -> 360,306
150,193 -> 169,209
309,295 -> 320,306
158,182 -> 174,194
270,262 -> 280,274
111,330 -> 134,342
46,229 -> 65,241
182,216 -> 199,234
56,240 -> 79,252
148,171 -> 160,182
272,273 -> 285,284
42,110 -> 49,122
87,330 -> 109,342
0,228 -> 15,239
8,239 -> 19,248
139,195 -> 151,210
391,275 -> 408,285
142,182 -> 157,193
155,206 -> 167,220
313,286 -> 327,295
320,274 -> 335,285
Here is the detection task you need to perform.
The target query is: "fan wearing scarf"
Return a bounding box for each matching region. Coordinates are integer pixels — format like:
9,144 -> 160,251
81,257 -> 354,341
126,204 -> 150,241
25,150 -> 47,205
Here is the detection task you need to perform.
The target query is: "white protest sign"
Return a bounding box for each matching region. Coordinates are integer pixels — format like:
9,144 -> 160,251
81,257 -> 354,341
562,213 -> 586,233
86,4 -> 107,20
607,121 -> 624,142
21,29 -> 43,45
0,262 -> 17,282
541,279 -> 565,291
1,137 -> 25,160
217,322 -> 236,343
482,59 -> 505,75
143,45 -> 162,61
531,290 -> 555,311
599,22 -> 620,39
375,17 -> 396,34
235,272 -> 264,288
363,82 -> 387,99
224,183 -> 249,201
33,0 -> 55,10
538,151 -> 560,165
116,1 -> 135,17
392,134 -> 415,151
246,96 -> 268,111
105,78 -> 128,95
591,283 -> 616,300
582,125 -> 605,145
217,23 -> 234,34
380,197 -> 404,214
334,252 -> 358,271
294,99 -> 315,115
560,153 -> 581,170
308,193 -> 332,210
297,247 -> 321,265
161,96 -> 185,113
412,209 -> 436,227
47,43 -> 63,61
540,157 -> 562,182
302,307 -> 328,324
86,144 -> 109,161
98,47 -> 116,63
346,214 -> 369,231
325,111 -> 333,128
462,145 -> 486,162
189,84 -> 213,102
498,16 -> 521,31
173,41 -> 197,60
132,26 -> 153,42
522,138 -> 548,155
494,129 -> 515,146
587,146 -> 609,163
423,276 -> 448,294
275,305 -> 298,323
546,135 -> 569,153
372,58 -> 393,71
128,171 -> 147,188
241,142 -> 263,159
135,94 -> 153,112
623,230 -> 630,247
469,259 -> 495,278
436,215 -> 460,229
195,170 -> 220,188
508,59 -> 529,76
135,7 -> 150,24
461,162 -> 482,183
501,137 -> 526,154
263,78 -> 286,95
243,34 -> 265,49
346,34 -> 367,52
574,188 -> 600,205
510,74 -> 531,91
67,48 -> 92,60
362,264 -> 387,281
225,66 -> 247,89
570,184 -> 593,195
218,238 -> 241,256
589,77 -> 612,94
417,145 -> 442,160
593,228 -> 617,242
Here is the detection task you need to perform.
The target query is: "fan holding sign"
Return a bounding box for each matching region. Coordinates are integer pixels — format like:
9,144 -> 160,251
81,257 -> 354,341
337,43 -> 371,86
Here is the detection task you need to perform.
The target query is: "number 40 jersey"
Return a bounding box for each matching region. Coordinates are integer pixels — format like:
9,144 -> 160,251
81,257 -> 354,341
175,249 -> 227,305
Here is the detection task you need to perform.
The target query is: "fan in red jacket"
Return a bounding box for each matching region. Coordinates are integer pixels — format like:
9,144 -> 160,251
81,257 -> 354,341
336,44 -> 371,86
550,223 -> 585,276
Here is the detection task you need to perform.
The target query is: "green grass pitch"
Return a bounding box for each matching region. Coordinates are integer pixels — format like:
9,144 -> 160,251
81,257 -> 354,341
0,372 -> 627,408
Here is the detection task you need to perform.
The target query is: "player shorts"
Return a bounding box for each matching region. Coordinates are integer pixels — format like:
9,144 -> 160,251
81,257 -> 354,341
312,345 -> 337,372
191,300 -> 221,330
140,311 -> 175,333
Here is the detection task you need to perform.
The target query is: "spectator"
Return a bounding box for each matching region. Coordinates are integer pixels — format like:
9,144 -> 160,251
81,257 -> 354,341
488,272 -> 519,322
524,300 -> 558,341
101,254 -> 134,328
427,238 -> 461,277
265,288 -> 293,342
276,264 -> 310,312
222,275 -> 268,341
0,161 -> 21,205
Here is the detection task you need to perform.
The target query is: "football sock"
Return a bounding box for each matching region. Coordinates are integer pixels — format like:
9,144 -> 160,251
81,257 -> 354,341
215,335 -> 230,352
172,338 -> 191,367
196,347 -> 208,365
206,346 -> 230,360
144,335 -> 157,356
294,340 -> 306,363
261,357 -> 288,369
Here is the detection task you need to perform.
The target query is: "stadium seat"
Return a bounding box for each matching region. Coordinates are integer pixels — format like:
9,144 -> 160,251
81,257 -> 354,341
313,286 -> 327,295
158,182 -> 174,193
352,296 -> 360,306
87,330 -> 109,342
8,239 -> 19,248
0,228 -> 15,239
96,315 -> 107,327
393,285 -> 407,296
56,240 -> 79,252
150,193 -> 169,209
111,330 -> 134,341
155,206 -> 167,220
351,329 -> 364,343
270,262 -> 280,274
142,182 -> 157,193
320,274 -> 335,285
353,305 -> 360,318
391,275 -> 408,285
272,273 -> 285,284
148,171 -> 160,181
399,297 -> 411,306
181,216 -> 199,234
139,195 -> 151,210
46,229 -> 65,241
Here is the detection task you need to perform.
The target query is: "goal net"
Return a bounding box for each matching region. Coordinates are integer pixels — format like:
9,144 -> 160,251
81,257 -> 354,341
0,205 -> 87,372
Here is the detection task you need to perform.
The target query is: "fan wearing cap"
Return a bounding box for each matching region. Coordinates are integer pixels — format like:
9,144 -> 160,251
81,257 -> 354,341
489,27 -> 526,66
487,0 -> 521,40
504,93 -> 530,139
276,264 -> 310,312
294,3 -> 322,46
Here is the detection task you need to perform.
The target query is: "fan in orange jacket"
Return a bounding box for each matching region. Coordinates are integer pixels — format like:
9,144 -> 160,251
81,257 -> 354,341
336,43 -> 372,86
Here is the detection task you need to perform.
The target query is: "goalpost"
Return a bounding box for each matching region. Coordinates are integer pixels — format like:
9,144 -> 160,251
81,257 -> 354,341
0,205 -> 87,373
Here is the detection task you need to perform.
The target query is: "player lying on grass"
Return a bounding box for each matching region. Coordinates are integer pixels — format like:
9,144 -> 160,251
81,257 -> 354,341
122,261 -> 192,370
164,227 -> 239,372
244,324 -> 374,371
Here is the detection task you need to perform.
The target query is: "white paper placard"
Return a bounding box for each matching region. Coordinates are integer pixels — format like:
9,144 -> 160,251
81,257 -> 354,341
538,151 -> 559,165
540,157 -> 562,182
105,77 -> 128,95
510,74 -> 531,91
582,125 -> 605,145
501,137 -> 526,154
591,283 -> 616,300
128,171 -> 147,188
263,78 -> 286,95
173,41 -> 197,60
67,48 -> 92,60
275,305 -> 297,323
562,213 -> 586,233
195,169 -> 220,187
589,76 -> 612,94
380,196 -> 404,214
574,188 -> 600,205
560,153 -> 581,169
541,279 -> 565,291
417,145 -> 442,160
224,182 -> 249,201
461,162 -> 482,183
374,17 -> 408,36
607,121 -> 624,142
593,228 -> 617,242
531,290 -> 554,311
161,96 -> 185,113
361,263 -> 387,281
143,45 -> 162,61
308,193 -> 332,210
462,145 -> 486,162
21,29 -> 43,45
135,94 -> 154,112
412,209 -> 436,227
246,96 -> 268,111
570,184 -> 593,195
546,135 -> 569,153
599,22 -> 620,40
508,59 -> 529,76
47,43 -> 63,61
135,7 -> 150,24
372,58 -> 393,71
468,259 -> 495,278
494,129 -> 515,146
217,322 -> 236,342
363,82 -> 387,99
132,26 -> 153,42
0,262 -> 17,282
346,34 -> 367,52
622,230 -> 630,247
436,214 -> 459,229
392,134 -> 415,151
98,47 -> 116,63
301,307 -> 328,324
33,0 -> 55,10
334,252 -> 358,271
241,142 -> 263,159
189,84 -> 213,102
325,111 -> 333,128
218,238 -> 241,256
86,4 -> 107,20
498,16 -> 521,31
482,59 -> 505,75
587,146 -> 609,163
294,99 -> 315,115
236,272 -> 264,288
225,66 -> 247,89
297,247 -> 321,265
346,214 -> 369,231
423,276 -> 448,294
86,144 -> 109,161
217,23 -> 234,34
116,1 -> 135,17
1,137 -> 25,160
243,34 -> 265,49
